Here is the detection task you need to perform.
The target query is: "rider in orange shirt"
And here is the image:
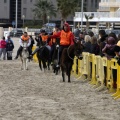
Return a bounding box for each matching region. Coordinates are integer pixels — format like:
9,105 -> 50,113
49,25 -> 61,62
50,22 -> 74,63
31,29 -> 50,56
14,32 -> 32,59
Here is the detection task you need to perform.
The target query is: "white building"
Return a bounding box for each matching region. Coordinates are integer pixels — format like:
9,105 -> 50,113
74,0 -> 120,29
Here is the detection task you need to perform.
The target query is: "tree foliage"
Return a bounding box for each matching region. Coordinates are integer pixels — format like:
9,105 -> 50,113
33,0 -> 57,25
57,0 -> 81,21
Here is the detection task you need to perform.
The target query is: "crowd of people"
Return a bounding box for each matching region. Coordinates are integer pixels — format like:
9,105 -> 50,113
1,23 -> 120,65
77,29 -> 120,64
0,36 -> 14,60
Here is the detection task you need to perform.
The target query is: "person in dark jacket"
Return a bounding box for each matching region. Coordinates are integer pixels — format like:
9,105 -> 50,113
90,36 -> 100,55
102,36 -> 116,60
83,35 -> 91,52
98,30 -> 108,56
6,38 -> 14,60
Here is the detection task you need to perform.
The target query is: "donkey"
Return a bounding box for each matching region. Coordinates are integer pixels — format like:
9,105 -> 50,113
60,40 -> 83,82
52,38 -> 60,75
20,41 -> 29,70
37,44 -> 51,71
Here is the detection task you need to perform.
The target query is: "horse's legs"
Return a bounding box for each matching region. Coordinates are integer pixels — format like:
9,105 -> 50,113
25,59 -> 28,70
42,60 -> 47,71
38,59 -> 42,70
48,60 -> 50,70
20,57 -> 23,70
67,64 -> 72,83
68,70 -> 71,83
61,67 -> 65,82
23,59 -> 26,70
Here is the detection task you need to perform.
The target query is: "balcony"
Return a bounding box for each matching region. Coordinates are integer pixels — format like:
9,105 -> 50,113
74,12 -> 120,22
98,7 -> 110,12
99,2 -> 120,8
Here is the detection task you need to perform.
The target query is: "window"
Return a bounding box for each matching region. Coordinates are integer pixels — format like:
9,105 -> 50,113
4,0 -> 7,3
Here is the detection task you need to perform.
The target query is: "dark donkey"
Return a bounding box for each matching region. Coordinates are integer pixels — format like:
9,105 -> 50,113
60,40 -> 83,82
36,42 -> 51,71
52,38 -> 60,75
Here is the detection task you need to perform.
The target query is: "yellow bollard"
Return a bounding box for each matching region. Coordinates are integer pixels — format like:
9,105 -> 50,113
107,59 -> 117,93
76,52 -> 90,81
72,56 -> 78,77
89,54 -> 97,85
93,56 -> 105,90
111,59 -> 120,99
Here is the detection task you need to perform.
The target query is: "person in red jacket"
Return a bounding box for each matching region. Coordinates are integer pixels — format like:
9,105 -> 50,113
0,36 -> 7,60
49,22 -> 74,64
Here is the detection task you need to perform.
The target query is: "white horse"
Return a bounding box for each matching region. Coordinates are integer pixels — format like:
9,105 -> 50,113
20,41 -> 29,70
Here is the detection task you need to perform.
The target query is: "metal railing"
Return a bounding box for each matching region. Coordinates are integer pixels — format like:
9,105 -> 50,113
75,12 -> 120,18
99,1 -> 120,7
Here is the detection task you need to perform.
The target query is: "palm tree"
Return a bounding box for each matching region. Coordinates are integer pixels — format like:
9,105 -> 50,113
33,0 -> 57,25
84,14 -> 94,30
57,0 -> 81,27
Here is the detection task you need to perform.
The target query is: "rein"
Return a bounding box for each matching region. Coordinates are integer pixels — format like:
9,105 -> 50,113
67,45 -> 74,60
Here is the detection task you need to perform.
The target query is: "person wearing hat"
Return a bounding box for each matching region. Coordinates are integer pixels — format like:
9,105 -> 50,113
14,32 -> 32,59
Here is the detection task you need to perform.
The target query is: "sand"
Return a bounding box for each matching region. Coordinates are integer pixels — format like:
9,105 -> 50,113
0,37 -> 120,120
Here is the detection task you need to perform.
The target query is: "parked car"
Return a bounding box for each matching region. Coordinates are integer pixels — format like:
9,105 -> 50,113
10,29 -> 23,37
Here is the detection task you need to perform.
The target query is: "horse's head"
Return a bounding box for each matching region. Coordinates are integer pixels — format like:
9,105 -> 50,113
74,40 -> 84,60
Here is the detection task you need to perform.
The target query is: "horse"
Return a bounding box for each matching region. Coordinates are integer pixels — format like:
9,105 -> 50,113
60,40 -> 83,82
37,42 -> 51,71
52,44 -> 60,75
20,41 -> 29,70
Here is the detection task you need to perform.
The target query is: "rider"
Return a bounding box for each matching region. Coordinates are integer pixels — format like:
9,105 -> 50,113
14,32 -> 32,59
49,22 -> 74,64
30,29 -> 51,56
49,24 -> 61,62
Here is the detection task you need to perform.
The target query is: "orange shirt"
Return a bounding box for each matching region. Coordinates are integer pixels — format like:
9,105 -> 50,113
60,30 -> 72,45
41,35 -> 48,42
21,35 -> 30,41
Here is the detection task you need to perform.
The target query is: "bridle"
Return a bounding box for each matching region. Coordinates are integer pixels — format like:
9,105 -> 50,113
67,45 -> 74,60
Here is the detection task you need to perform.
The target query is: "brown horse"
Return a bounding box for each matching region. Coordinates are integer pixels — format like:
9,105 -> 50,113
60,40 -> 83,82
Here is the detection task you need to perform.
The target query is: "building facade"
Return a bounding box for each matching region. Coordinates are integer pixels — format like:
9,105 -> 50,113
0,0 -> 100,27
85,0 -> 100,12
74,0 -> 120,29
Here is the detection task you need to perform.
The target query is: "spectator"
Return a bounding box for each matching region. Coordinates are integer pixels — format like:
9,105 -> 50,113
6,37 -> 14,60
83,35 -> 91,52
102,37 -> 116,60
98,30 -> 108,56
0,36 -> 7,60
90,36 -> 100,55
88,31 -> 94,37
79,32 -> 85,44
74,26 -> 80,38
108,32 -> 118,44
6,36 -> 13,43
